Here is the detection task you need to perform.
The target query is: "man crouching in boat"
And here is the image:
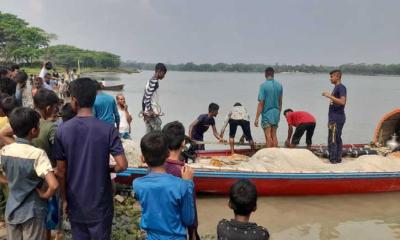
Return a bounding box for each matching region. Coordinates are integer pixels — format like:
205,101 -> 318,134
283,109 -> 316,150
141,63 -> 167,133
220,102 -> 255,154
189,103 -> 223,151
322,69 -> 347,164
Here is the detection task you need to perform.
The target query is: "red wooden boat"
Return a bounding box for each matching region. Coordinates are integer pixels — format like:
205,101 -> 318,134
116,109 -> 400,196
116,144 -> 400,196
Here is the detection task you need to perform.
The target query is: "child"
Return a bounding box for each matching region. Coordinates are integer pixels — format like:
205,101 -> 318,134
32,88 -> 59,167
53,78 -> 127,240
0,107 -> 58,239
133,131 -> 195,239
189,102 -> 223,150
162,121 -> 200,239
217,179 -> 270,240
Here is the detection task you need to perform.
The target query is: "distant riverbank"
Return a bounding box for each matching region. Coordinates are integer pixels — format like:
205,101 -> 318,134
22,67 -> 138,76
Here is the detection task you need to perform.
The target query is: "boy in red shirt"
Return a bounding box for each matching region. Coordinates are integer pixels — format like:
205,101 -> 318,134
283,109 -> 316,149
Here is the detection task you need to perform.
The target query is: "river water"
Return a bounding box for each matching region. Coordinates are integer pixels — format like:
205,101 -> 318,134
84,71 -> 400,239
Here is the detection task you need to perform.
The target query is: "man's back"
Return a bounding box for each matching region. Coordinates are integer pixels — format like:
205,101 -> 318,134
53,116 -> 124,223
93,92 -> 119,125
258,79 -> 283,125
259,79 -> 282,111
133,173 -> 194,239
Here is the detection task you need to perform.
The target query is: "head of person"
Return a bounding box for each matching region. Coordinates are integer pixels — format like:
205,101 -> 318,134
0,67 -> 9,78
154,63 -> 167,80
116,94 -> 126,107
9,107 -> 41,139
33,88 -> 60,118
44,73 -> 52,83
162,121 -> 186,152
15,71 -> 28,88
33,77 -> 43,88
208,102 -> 219,117
233,102 -> 242,107
140,131 -> 169,167
10,64 -> 19,79
329,69 -> 342,84
0,77 -> 17,96
283,108 -> 293,117
69,78 -> 97,112
1,95 -> 17,117
45,61 -> 53,70
265,67 -> 275,79
60,103 -> 76,122
229,179 -> 258,216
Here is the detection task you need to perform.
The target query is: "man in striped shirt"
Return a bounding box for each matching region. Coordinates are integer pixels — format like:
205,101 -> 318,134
142,63 -> 167,133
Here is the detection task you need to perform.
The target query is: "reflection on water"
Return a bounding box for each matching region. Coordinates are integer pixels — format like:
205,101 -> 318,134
197,193 -> 400,239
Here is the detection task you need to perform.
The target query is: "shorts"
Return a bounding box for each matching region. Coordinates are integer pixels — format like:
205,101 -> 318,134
119,132 -> 131,139
261,121 -> 278,129
7,217 -> 46,240
144,116 -> 162,133
229,119 -> 253,141
70,215 -> 113,240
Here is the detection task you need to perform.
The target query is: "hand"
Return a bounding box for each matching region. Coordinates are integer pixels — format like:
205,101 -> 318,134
124,105 -> 128,111
36,188 -> 49,199
285,140 -> 291,147
181,165 -> 194,180
322,92 -> 330,98
254,119 -> 259,127
63,200 -> 68,216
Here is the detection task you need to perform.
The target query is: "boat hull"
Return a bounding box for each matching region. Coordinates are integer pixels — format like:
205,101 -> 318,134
116,144 -> 400,196
116,168 -> 400,196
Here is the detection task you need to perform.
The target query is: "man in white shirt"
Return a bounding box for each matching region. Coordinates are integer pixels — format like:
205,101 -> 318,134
116,94 -> 132,139
220,103 -> 255,154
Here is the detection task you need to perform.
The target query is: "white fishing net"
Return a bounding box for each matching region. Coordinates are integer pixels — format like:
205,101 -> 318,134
189,148 -> 400,173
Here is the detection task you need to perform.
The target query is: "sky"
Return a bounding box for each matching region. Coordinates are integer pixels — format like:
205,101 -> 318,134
2,0 -> 400,65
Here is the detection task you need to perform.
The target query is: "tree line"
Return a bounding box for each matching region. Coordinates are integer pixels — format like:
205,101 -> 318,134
0,11 -> 121,68
123,62 -> 400,76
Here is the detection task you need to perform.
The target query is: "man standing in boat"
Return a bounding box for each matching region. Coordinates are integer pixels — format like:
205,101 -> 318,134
255,67 -> 283,148
142,63 -> 167,133
322,69 -> 347,164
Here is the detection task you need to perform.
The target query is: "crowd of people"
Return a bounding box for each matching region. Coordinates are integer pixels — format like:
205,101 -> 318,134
0,60 -> 346,240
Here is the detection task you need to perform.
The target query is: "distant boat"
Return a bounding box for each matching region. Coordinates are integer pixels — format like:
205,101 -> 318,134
102,84 -> 124,91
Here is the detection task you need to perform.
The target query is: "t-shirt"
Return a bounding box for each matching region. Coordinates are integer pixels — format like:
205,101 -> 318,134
217,219 -> 270,240
0,117 -> 9,131
93,92 -> 120,126
132,173 -> 195,240
192,114 -> 215,140
118,107 -> 130,133
32,119 -> 57,167
53,116 -> 124,223
286,111 -> 316,127
258,79 -> 283,125
0,138 -> 53,224
328,83 -> 347,124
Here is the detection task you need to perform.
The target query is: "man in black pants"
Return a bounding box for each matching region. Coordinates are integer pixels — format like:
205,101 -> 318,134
283,109 -> 316,150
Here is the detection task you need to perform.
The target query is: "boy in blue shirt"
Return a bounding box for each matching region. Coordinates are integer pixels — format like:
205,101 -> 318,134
133,131 -> 195,239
